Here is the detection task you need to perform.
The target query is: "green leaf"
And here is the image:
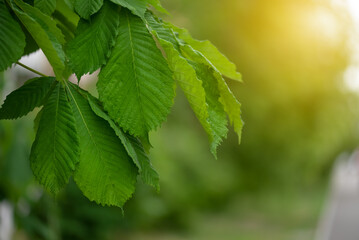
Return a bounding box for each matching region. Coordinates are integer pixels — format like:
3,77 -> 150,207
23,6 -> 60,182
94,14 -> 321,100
22,26 -> 40,56
0,0 -> 26,71
109,0 -> 147,18
146,13 -> 225,155
126,135 -> 159,190
170,24 -> 242,82
30,84 -> 80,195
11,0 -> 66,79
34,0 -> 57,15
138,133 -> 152,153
189,61 -> 228,155
63,0 -> 75,10
147,0 -> 168,14
55,0 -> 80,29
145,12 -> 179,51
74,0 -> 103,20
98,9 -> 175,137
182,45 -> 243,143
66,83 -> 137,207
53,0 -> 79,43
215,68 -> 243,143
87,95 -> 160,191
67,1 -> 120,78
0,77 -> 57,120
33,108 -> 43,133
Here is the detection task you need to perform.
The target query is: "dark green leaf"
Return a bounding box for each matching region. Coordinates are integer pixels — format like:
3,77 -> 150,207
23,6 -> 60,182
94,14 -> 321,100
87,95 -> 159,191
67,1 -> 120,78
30,84 -> 80,194
11,0 -> 66,79
0,0 -> 26,71
74,0 -> 103,20
98,9 -> 175,137
0,77 -> 56,120
66,83 -> 137,207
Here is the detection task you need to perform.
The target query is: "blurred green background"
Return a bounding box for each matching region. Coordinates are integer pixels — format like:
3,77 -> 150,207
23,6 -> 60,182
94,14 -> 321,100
1,0 -> 359,239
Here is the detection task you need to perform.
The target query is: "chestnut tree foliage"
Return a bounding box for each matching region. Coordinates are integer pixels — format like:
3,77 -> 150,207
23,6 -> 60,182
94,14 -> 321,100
0,0 -> 242,208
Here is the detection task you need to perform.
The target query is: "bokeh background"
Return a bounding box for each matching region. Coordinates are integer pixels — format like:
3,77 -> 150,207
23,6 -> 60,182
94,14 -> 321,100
1,0 -> 359,239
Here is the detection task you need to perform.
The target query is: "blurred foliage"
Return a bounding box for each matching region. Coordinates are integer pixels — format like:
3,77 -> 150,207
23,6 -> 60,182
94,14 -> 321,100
1,0 -> 359,239
160,0 -> 359,190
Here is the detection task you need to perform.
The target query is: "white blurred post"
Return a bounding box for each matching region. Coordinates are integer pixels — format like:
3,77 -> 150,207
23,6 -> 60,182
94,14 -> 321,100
0,201 -> 14,240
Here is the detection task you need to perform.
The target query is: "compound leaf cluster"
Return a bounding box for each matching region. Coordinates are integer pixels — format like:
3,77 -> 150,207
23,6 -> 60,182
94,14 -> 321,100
0,0 -> 243,208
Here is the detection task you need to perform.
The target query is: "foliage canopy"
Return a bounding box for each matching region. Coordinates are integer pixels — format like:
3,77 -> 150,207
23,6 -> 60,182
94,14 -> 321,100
0,0 -> 242,208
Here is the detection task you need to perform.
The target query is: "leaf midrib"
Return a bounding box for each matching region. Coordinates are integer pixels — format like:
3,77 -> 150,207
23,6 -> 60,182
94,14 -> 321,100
66,84 -> 116,190
52,86 -> 60,176
126,11 -> 146,135
65,83 -> 100,157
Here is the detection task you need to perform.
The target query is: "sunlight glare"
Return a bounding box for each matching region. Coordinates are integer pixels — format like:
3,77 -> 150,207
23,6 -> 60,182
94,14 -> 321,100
302,7 -> 341,44
339,0 -> 359,92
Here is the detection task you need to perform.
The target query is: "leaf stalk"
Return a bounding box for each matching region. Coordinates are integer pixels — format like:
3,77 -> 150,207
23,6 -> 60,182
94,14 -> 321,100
16,61 -> 49,77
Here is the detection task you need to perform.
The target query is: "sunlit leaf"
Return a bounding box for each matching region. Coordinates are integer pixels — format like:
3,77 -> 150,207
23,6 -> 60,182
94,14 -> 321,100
182,45 -> 243,143
146,12 -> 227,155
147,0 -> 168,14
170,24 -> 242,82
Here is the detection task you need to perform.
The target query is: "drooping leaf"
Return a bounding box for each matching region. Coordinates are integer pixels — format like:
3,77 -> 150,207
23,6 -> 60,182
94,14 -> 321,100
126,134 -> 159,190
11,0 -> 66,79
182,45 -> 243,143
189,61 -> 228,155
0,0 -> 26,71
74,0 -> 103,20
0,77 -> 57,120
147,0 -> 168,14
66,83 -> 137,207
214,68 -> 243,143
138,133 -> 152,153
109,0 -> 147,18
145,12 -> 179,51
87,95 -> 159,191
30,84 -> 80,195
98,9 -> 175,137
146,13 -> 225,155
67,1 -> 120,79
34,0 -> 57,15
170,24 -> 242,82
